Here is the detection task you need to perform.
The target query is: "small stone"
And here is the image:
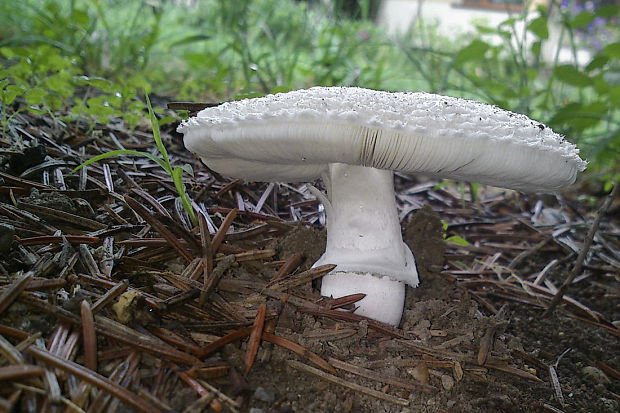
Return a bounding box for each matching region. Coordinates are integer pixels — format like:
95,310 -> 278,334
111,291 -> 141,324
407,363 -> 429,384
441,374 -> 455,390
254,386 -> 275,403
582,366 -> 610,384
249,408 -> 263,413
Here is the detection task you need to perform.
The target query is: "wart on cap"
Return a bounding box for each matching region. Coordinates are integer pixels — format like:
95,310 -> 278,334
178,86 -> 586,326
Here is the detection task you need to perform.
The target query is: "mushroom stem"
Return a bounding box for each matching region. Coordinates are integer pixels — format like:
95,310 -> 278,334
315,163 -> 418,326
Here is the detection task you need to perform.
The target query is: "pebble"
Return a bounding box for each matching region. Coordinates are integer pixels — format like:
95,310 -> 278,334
254,386 -> 276,403
582,366 -> 610,384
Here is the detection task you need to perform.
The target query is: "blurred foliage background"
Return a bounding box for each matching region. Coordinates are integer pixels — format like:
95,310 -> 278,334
0,0 -> 618,182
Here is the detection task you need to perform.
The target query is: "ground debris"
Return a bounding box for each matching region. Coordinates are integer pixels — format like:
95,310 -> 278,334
0,108 -> 616,412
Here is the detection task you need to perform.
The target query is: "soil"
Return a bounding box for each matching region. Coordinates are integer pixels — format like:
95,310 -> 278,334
236,213 -> 619,413
0,108 -> 617,413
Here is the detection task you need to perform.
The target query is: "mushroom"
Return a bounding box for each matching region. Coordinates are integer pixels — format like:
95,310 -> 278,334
178,87 -> 586,326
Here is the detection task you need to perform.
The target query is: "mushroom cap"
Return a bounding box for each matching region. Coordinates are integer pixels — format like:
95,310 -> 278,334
178,87 -> 586,192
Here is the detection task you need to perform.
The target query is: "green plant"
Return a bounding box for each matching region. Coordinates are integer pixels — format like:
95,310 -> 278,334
441,220 -> 470,247
72,95 -> 197,226
397,3 -> 620,172
0,0 -> 164,78
0,43 -> 151,133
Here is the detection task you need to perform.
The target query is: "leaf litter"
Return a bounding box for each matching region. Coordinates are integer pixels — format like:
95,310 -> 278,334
0,105 -> 617,412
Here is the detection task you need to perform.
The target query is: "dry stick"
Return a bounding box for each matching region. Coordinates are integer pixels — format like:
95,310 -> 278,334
79,244 -> 103,278
262,332 -> 335,374
287,360 -> 409,407
37,338 -> 62,403
167,102 -> 221,111
543,183 -> 619,317
91,280 -> 129,314
477,304 -> 507,366
267,252 -> 302,285
202,255 -> 235,300
509,235 -> 553,269
18,202 -> 106,230
328,357 -> 434,393
244,302 -> 267,374
124,195 -> 193,262
0,334 -> 25,364
101,236 -> 114,278
0,271 -> 33,314
0,365 -> 44,381
18,235 -> 100,245
270,264 -> 336,291
323,293 -> 367,309
27,346 -> 160,413
197,211 -> 214,306
211,208 -> 238,253
80,300 -> 97,371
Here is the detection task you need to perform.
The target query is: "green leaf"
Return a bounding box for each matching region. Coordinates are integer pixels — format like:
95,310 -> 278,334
158,115 -> 177,127
446,235 -> 469,246
570,11 -> 595,28
553,65 -> 592,87
75,76 -> 115,93
169,34 -> 211,47
180,164 -> 194,177
596,5 -> 619,18
25,88 -> 47,105
3,85 -> 25,105
0,47 -> 15,59
72,150 -> 168,173
145,94 -> 171,174
71,9 -> 90,27
454,39 -> 489,67
593,74 -> 610,95
527,16 -> 549,40
499,17 -> 517,27
530,41 -> 541,57
586,55 -> 609,72
441,220 -> 448,231
609,85 -> 620,105
550,102 -> 608,131
270,86 -> 293,94
602,42 -> 620,59
172,166 -> 196,225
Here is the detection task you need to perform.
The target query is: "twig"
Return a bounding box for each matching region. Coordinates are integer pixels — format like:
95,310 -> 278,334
27,346 -> 161,412
549,348 -> 571,408
328,357 -> 434,393
0,365 -> 44,380
124,195 -> 193,262
91,280 -> 129,313
543,183 -> 619,316
287,360 -> 409,407
80,300 -> 97,371
477,304 -> 507,365
244,302 -> 266,373
0,271 -> 33,314
167,102 -> 221,111
211,208 -> 238,253
508,235 -> 552,269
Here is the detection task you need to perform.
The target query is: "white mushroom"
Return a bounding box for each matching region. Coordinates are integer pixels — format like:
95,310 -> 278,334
178,87 -> 587,326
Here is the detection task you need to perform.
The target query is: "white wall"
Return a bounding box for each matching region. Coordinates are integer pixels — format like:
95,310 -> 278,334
377,0 -> 591,65
377,0 -> 522,36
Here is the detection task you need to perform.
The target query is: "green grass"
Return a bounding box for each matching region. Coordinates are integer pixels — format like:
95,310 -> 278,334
1,0 -> 618,180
